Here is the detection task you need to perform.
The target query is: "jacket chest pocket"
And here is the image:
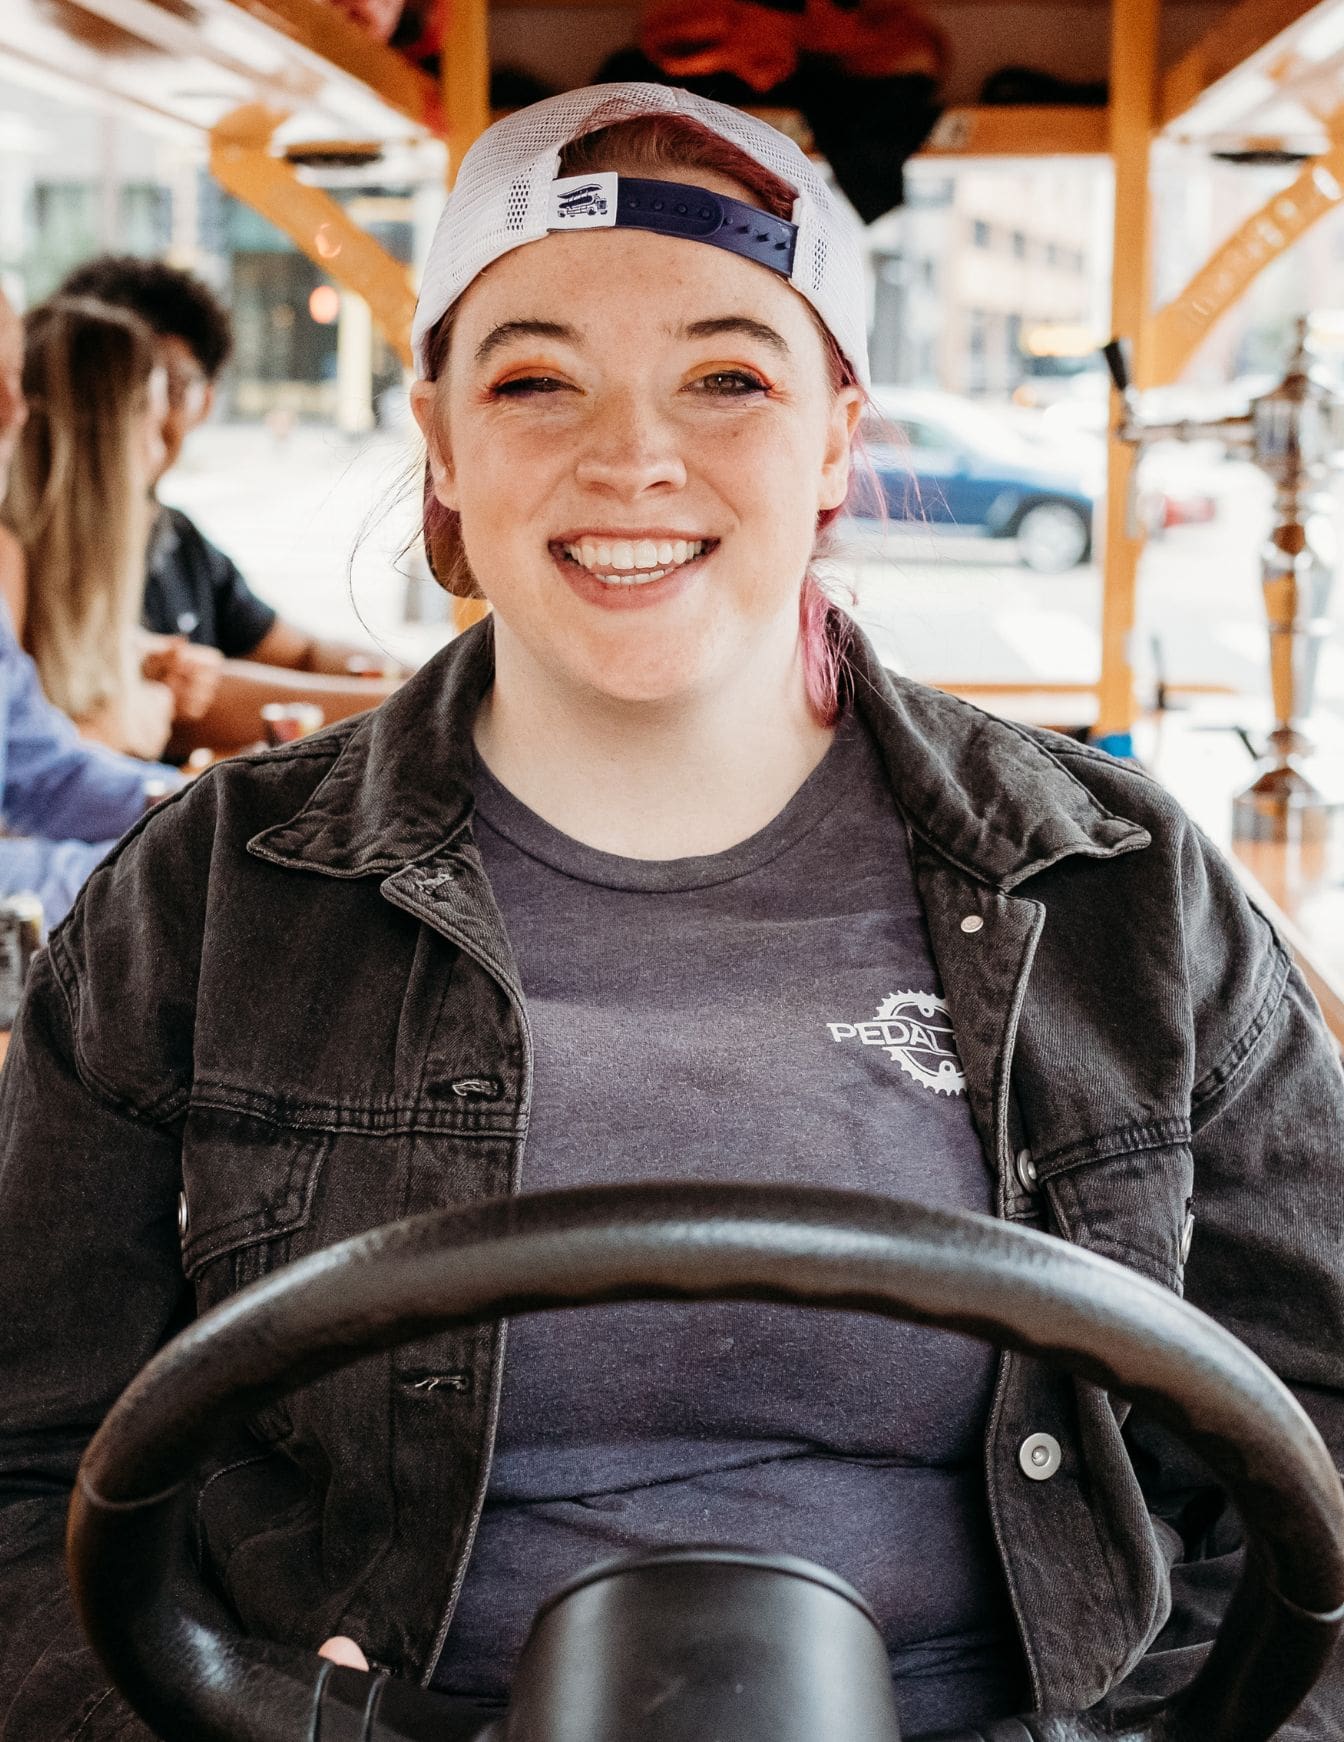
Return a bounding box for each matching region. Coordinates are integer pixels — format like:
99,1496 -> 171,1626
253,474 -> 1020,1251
179,1110 -> 332,1309
1035,1137 -> 1195,1295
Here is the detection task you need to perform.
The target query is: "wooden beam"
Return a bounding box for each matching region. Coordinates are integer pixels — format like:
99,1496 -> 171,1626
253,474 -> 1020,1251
1096,0 -> 1160,751
1150,132 -> 1344,383
1160,0 -> 1321,128
442,0 -> 491,182
224,0 -> 441,129
0,0 -> 439,140
210,106 -> 417,364
920,106 -> 1108,156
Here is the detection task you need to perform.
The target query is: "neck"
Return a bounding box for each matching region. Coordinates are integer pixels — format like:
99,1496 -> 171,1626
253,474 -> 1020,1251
473,623 -> 836,859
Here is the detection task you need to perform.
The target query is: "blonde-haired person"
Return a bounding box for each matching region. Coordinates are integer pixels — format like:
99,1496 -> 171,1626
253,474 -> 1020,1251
0,295 -> 219,759
0,85 -> 1341,1742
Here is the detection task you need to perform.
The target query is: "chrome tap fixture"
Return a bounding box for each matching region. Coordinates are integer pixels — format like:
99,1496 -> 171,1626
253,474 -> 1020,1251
1105,320 -> 1344,842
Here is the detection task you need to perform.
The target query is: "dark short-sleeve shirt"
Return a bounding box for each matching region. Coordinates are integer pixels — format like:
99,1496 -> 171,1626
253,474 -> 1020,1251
142,505 -> 276,659
431,711 -> 1025,1732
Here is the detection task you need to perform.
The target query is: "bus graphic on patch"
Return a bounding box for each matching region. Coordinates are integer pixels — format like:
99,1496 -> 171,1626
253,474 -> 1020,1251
556,183 -> 609,220
827,991 -> 967,1096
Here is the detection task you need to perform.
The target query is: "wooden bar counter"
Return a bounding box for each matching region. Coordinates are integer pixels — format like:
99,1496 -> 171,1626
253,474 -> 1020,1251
1136,707 -> 1344,1053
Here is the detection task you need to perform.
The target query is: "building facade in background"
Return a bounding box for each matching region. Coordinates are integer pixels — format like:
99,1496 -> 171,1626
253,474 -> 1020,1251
0,70 -> 1335,417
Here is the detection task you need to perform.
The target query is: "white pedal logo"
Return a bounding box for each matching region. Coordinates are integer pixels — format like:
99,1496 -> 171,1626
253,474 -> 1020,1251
827,991 -> 966,1096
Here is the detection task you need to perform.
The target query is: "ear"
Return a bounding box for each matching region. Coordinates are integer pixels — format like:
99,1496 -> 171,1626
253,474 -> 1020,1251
409,379 -> 458,510
197,382 -> 217,428
817,385 -> 864,513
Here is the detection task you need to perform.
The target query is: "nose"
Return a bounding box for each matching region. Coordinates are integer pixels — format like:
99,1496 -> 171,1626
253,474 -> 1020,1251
573,389 -> 687,497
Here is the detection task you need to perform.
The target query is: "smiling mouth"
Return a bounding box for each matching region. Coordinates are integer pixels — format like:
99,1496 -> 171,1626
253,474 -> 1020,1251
554,536 -> 717,587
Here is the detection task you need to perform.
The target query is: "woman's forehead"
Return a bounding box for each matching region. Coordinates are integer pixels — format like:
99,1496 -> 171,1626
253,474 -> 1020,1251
452,222 -> 818,360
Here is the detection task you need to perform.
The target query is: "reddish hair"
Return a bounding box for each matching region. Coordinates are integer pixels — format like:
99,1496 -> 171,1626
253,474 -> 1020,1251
419,112 -> 864,725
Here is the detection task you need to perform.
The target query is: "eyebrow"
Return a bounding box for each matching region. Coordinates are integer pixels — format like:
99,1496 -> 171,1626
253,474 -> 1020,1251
474,319 -> 578,366
676,316 -> 792,358
474,313 -> 794,368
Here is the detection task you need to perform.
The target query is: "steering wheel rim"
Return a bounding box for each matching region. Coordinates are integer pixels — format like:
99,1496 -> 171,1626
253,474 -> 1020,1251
68,1182 -> 1344,1742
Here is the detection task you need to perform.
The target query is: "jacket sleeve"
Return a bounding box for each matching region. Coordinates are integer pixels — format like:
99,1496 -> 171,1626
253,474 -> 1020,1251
1112,819 -> 1344,1737
0,826 -> 197,1739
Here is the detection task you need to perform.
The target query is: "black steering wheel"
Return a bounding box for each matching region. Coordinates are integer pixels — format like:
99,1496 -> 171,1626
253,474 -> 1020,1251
67,1183 -> 1344,1742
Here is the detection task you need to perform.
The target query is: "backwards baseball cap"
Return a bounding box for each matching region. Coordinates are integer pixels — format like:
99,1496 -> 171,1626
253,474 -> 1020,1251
411,82 -> 870,387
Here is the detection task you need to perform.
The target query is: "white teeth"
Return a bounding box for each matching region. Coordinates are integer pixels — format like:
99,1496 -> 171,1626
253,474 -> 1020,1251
561,537 -> 709,579
602,568 -> 670,586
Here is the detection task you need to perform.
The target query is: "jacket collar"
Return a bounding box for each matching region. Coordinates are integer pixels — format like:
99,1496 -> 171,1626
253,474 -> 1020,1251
249,615 -> 1148,890
843,629 -> 1148,889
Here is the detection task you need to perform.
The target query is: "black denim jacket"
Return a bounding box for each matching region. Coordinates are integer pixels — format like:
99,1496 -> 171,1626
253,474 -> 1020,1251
2,620 -> 1342,1740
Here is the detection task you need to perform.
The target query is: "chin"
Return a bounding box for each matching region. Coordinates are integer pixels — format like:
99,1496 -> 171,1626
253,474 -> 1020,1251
571,648 -> 713,708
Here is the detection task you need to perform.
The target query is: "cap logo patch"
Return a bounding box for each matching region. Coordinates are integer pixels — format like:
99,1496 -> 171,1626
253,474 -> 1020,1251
549,173 -> 618,229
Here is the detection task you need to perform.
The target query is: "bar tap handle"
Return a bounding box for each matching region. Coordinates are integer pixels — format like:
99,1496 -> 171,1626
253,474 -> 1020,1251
1102,337 -> 1132,397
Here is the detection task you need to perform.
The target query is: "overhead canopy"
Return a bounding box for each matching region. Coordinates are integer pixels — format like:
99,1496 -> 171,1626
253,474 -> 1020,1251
4,0 -> 1343,162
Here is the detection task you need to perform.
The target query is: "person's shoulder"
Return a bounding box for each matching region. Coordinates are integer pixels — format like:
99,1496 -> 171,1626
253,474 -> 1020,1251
153,717 -> 363,853
157,502 -> 214,554
48,720 -> 367,1110
1015,721 -> 1194,842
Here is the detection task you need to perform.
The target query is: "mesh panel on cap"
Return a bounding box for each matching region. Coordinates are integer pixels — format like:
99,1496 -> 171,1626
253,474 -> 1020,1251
411,82 -> 869,386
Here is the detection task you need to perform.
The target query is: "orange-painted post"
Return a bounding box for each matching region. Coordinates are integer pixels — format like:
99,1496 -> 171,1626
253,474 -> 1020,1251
442,0 -> 491,188
1096,0 -> 1160,756
441,0 -> 494,633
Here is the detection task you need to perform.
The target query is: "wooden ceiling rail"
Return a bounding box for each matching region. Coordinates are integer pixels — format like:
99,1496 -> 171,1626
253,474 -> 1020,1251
209,104 -> 418,363
1151,113 -> 1344,384
1160,0 -> 1321,127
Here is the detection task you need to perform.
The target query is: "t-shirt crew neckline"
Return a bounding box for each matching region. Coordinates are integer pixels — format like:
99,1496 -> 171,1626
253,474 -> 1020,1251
469,710 -> 861,895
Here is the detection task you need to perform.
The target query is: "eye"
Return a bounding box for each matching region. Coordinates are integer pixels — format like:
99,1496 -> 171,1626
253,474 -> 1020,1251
691,369 -> 771,397
488,375 -> 572,398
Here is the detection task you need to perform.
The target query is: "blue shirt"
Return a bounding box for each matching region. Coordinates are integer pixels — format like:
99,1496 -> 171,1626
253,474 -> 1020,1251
0,601 -> 179,925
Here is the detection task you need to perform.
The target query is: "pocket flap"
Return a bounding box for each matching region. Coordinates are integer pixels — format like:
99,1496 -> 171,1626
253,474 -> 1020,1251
179,1108 -> 330,1276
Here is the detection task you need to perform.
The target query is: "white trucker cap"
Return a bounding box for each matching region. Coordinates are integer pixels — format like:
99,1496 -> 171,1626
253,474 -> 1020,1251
411,83 -> 870,387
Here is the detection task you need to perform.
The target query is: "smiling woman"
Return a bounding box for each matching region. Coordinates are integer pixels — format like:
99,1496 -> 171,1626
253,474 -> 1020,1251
413,111 -> 862,746
1,80 -> 1344,1742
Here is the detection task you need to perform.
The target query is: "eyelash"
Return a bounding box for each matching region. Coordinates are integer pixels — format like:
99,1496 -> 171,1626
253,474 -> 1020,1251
487,369 -> 772,400
490,376 -> 566,397
695,370 -> 771,396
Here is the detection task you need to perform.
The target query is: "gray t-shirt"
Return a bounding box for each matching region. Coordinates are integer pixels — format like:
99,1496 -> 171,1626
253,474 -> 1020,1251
431,711 -> 1025,1732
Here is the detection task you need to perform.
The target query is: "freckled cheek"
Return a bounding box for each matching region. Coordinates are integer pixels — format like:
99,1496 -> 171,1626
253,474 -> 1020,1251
455,429 -> 571,533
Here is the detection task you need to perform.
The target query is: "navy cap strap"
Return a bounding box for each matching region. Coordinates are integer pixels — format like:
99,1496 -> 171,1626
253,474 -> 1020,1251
547,173 -> 797,278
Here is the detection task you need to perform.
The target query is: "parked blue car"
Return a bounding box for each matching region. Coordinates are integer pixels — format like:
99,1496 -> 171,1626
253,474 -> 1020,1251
847,389 -> 1098,572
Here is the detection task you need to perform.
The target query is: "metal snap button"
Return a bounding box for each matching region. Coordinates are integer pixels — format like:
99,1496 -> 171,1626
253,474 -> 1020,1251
177,1190 -> 189,1238
960,915 -> 984,934
1015,1147 -> 1038,1191
1019,1432 -> 1062,1481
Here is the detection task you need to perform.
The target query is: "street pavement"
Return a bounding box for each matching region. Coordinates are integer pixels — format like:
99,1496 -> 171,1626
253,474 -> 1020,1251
160,422 -> 1344,726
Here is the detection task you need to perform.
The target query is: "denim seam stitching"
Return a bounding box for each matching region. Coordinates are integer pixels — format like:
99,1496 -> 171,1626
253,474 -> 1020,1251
68,1683 -> 117,1742
186,1086 -> 520,1137
1190,941 -> 1290,1109
1029,1117 -> 1193,1178
48,934 -> 188,1125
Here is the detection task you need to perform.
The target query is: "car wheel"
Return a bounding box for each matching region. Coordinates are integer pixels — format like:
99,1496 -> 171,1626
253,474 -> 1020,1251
1015,501 -> 1092,573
